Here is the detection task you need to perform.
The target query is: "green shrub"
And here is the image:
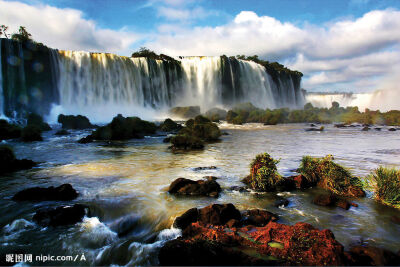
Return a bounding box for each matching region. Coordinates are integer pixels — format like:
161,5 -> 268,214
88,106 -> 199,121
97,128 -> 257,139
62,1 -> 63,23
298,155 -> 364,196
248,153 -> 283,191
368,167 -> 400,208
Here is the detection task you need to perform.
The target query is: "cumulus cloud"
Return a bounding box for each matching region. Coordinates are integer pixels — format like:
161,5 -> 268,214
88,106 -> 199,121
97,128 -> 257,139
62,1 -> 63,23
0,0 -> 140,53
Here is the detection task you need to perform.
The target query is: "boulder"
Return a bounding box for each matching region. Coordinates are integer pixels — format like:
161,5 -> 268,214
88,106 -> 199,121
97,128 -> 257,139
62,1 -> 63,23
21,125 -> 43,142
197,204 -> 242,226
173,208 -> 199,230
305,126 -> 324,131
241,209 -> 278,226
33,204 -> 87,227
388,128 -> 397,131
159,118 -> 182,132
0,146 -> 36,174
336,199 -> 351,210
12,184 -> 78,201
78,135 -> 94,144
346,246 -> 400,266
312,194 -> 337,206
27,113 -> 51,131
0,119 -> 21,140
193,166 -> 217,171
58,114 -> 95,129
169,106 -> 200,119
362,126 -> 370,131
168,177 -> 221,198
292,174 -> 313,189
274,198 -> 290,207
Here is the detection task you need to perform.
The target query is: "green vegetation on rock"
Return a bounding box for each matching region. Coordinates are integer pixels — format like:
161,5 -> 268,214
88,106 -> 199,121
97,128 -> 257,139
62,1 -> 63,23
169,106 -> 201,119
367,167 -> 400,209
159,118 -> 182,132
298,155 -> 364,197
246,153 -> 283,191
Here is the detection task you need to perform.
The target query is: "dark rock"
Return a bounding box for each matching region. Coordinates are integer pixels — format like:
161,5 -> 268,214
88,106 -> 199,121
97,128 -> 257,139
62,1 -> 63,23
310,123 -> 316,127
21,125 -> 43,142
198,203 -> 241,226
347,185 -> 366,197
58,114 -> 95,129
305,126 -> 324,131
347,246 -> 400,266
162,137 -> 171,143
362,126 -> 370,131
375,127 -> 382,131
241,209 -> 278,226
33,204 -> 86,227
173,208 -> 199,230
222,132 -> 229,135
159,118 -> 182,132
391,215 -> 400,225
350,202 -> 359,207
168,177 -> 221,198
78,135 -> 94,144
27,113 -> 51,131
193,166 -> 217,171
291,174 -> 313,189
313,194 -> 337,206
229,186 -> 248,192
169,134 -> 204,150
274,198 -> 289,207
388,128 -> 397,131
0,119 -> 21,140
55,129 -> 70,136
169,106 -> 200,119
0,146 -> 36,174
334,123 -> 347,128
13,184 -> 78,201
337,199 -> 351,210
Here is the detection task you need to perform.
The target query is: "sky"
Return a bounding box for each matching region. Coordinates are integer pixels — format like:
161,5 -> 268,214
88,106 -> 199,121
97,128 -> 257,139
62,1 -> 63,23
1,0 -> 400,93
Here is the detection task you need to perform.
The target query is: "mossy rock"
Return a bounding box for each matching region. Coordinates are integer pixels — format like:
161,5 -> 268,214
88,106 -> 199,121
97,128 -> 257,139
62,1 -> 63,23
90,114 -> 157,141
169,106 -> 201,119
21,125 -> 43,142
58,114 -> 94,129
245,153 -> 284,191
159,118 -> 182,132
0,120 -> 21,140
170,134 -> 204,150
27,113 -> 51,131
205,108 -> 227,121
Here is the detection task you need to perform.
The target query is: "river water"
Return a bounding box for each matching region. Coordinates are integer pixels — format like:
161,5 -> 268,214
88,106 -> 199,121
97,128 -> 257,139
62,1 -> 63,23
1,123 -> 400,265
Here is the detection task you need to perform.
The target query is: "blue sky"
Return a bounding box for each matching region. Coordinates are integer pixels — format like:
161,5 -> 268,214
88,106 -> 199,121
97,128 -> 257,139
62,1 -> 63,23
1,0 -> 400,93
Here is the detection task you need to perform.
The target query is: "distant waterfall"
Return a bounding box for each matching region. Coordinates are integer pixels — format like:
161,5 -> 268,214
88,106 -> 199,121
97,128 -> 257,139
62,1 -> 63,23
0,38 -> 304,122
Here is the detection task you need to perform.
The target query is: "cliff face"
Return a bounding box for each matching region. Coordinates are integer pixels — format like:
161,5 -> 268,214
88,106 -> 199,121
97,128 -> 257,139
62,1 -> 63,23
0,38 -> 304,119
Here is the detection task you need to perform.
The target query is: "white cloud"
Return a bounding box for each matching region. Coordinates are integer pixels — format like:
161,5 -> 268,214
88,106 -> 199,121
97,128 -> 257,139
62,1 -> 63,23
146,9 -> 400,92
0,0 -> 140,54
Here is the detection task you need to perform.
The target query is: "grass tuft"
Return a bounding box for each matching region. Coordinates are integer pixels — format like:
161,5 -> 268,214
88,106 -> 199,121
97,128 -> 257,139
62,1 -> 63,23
368,167 -> 400,209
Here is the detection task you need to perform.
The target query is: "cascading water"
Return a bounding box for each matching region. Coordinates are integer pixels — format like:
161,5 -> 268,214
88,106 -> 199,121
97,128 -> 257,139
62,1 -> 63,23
0,38 -> 304,122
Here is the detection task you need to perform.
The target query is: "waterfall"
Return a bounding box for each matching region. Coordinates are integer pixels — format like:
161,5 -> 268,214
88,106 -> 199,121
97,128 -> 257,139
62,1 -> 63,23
0,39 -> 304,122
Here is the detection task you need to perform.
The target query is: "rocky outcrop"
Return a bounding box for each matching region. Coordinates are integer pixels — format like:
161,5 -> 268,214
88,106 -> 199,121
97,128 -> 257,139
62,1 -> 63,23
168,177 -> 221,198
159,118 -> 182,132
312,194 -> 353,210
21,125 -> 43,142
58,114 -> 95,129
161,204 -> 347,266
0,146 -> 36,174
54,129 -> 70,136
12,184 -> 78,201
27,113 -> 51,131
0,120 -> 21,140
169,106 -> 201,119
33,204 -> 87,227
346,246 -> 400,266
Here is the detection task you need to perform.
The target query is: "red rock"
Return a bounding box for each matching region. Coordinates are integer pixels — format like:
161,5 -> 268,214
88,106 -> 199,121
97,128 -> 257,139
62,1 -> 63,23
350,202 -> 359,207
391,215 -> 400,225
241,209 -> 278,227
198,203 -> 241,225
347,185 -> 366,197
168,177 -> 221,197
347,246 -> 400,266
293,174 -> 312,189
313,194 -> 337,206
336,199 -> 351,210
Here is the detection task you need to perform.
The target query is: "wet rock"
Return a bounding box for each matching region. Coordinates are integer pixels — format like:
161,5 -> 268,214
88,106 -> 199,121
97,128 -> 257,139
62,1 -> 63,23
362,126 -> 370,131
58,114 -> 95,129
375,127 -> 382,131
12,184 -> 78,201
336,199 -> 351,210
158,118 -> 182,132
27,113 -> 51,131
292,174 -> 313,189
305,126 -> 324,131
162,137 -> 171,143
193,166 -> 217,171
78,135 -> 94,144
198,204 -> 241,226
0,119 -> 22,140
173,208 -> 199,230
161,218 -> 346,266
335,123 -> 347,128
33,204 -> 87,227
169,106 -> 200,119
274,198 -> 289,207
241,209 -> 278,226
0,146 -> 36,174
203,176 -> 218,181
229,186 -> 248,192
312,194 -> 337,206
347,185 -> 366,197
388,128 -> 397,131
391,215 -> 400,225
221,132 -> 229,135
350,202 -> 359,207
310,123 -> 316,127
346,245 -> 400,266
21,125 -> 43,142
168,177 -> 221,198
55,129 -> 70,136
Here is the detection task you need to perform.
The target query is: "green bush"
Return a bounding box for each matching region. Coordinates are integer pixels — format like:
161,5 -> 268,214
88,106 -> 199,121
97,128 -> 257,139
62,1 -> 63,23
248,153 -> 283,191
298,155 -> 364,196
368,167 -> 400,208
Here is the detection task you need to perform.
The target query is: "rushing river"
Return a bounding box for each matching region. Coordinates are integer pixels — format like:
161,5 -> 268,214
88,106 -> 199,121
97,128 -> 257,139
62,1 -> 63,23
1,123 -> 400,265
